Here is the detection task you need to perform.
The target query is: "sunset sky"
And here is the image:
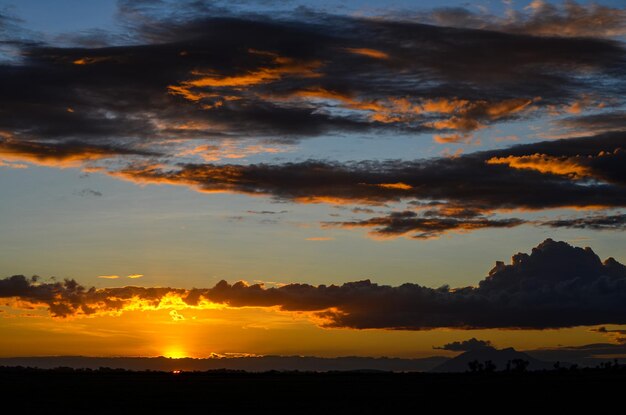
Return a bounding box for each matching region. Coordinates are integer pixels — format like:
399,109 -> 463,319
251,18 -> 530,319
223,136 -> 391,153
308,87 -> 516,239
0,0 -> 625,361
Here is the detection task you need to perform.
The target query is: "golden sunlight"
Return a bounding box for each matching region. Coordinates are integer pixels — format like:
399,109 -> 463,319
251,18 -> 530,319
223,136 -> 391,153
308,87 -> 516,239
163,346 -> 188,359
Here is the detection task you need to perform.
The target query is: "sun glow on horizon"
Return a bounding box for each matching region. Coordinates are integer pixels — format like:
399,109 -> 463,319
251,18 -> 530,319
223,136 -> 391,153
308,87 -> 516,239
163,347 -> 188,359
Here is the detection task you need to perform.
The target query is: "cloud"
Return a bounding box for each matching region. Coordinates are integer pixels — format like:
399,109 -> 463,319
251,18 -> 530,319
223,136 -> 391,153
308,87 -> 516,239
177,140 -> 291,162
2,239 -> 626,330
75,188 -> 103,197
1,6 -> 625,239
325,210 -> 526,239
0,160 -> 28,169
343,47 -> 390,60
0,9 -> 623,161
486,154 -> 595,179
0,138 -> 156,168
420,1 -> 626,38
305,237 -> 335,241
591,326 -> 626,344
127,274 -> 144,279
558,111 -> 626,135
541,213 -> 626,231
434,338 -> 493,352
112,132 -> 626,212
169,310 -> 185,321
97,273 -> 143,279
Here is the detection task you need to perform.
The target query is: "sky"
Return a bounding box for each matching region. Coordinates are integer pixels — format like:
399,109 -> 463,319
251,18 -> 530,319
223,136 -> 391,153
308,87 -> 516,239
0,0 -> 625,361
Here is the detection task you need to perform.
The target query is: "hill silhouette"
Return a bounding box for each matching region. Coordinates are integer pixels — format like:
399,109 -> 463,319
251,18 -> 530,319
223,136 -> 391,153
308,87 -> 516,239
431,346 -> 553,372
0,355 -> 448,372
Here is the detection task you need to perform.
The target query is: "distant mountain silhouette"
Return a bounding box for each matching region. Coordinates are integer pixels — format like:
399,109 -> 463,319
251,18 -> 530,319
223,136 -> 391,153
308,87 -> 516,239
431,347 -> 553,372
0,355 -> 448,372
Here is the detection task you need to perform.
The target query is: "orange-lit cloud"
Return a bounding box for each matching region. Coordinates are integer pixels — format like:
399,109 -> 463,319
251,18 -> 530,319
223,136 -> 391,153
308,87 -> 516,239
73,57 -> 112,65
372,183 -> 412,190
344,47 -> 390,60
169,49 -> 322,104
289,88 -> 385,112
127,274 -> 144,279
486,154 -> 594,179
177,140 -> 291,162
592,326 -> 626,344
2,239 -> 626,329
0,138 -> 152,168
169,310 -> 185,321
433,134 -> 472,144
105,133 -> 626,218
426,98 -> 536,134
97,275 -> 120,279
264,92 -> 534,132
0,160 -> 28,169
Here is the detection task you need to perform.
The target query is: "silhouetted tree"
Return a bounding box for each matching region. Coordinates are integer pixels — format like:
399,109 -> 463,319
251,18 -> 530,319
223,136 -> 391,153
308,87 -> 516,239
468,360 -> 484,373
484,360 -> 496,373
511,359 -> 529,372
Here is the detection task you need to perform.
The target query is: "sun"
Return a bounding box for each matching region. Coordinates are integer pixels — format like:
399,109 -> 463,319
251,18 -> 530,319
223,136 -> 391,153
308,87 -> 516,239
163,347 -> 188,359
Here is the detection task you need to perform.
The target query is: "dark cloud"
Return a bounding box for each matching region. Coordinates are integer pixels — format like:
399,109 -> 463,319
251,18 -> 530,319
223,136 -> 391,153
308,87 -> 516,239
2,239 -> 626,330
0,12 -> 38,63
558,111 -> 626,134
74,188 -> 103,197
0,10 -> 623,164
330,210 -> 626,239
541,213 -> 626,231
0,138 -> 155,167
1,7 -> 625,238
114,132 -> 626,213
419,1 -> 626,38
434,338 -> 493,352
325,210 -> 525,239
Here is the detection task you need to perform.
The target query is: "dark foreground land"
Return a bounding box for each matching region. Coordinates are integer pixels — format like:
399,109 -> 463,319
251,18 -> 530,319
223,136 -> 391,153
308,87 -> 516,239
1,367 -> 624,413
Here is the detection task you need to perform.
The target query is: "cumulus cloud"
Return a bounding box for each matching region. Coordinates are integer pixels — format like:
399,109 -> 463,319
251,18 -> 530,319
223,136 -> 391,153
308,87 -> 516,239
2,240 -> 626,330
434,338 -> 493,352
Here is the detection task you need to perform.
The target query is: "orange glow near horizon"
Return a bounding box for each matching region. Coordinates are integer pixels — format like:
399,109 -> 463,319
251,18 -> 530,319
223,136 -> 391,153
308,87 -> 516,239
163,346 -> 189,359
0,304 -> 620,359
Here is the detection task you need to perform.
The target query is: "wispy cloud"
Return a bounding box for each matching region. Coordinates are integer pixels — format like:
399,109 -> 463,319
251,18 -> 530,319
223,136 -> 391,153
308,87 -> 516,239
127,274 -> 144,279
